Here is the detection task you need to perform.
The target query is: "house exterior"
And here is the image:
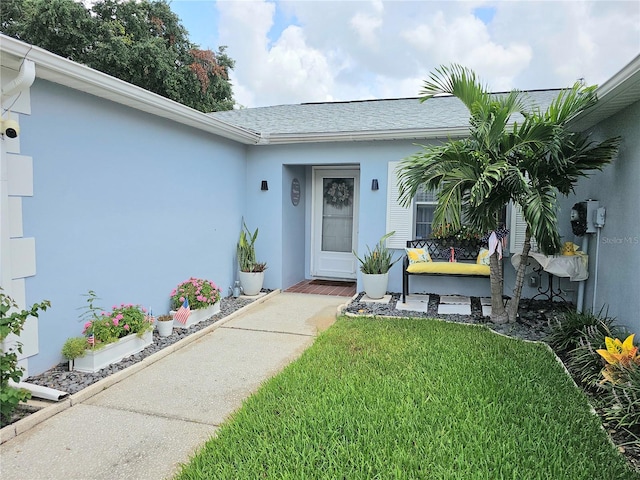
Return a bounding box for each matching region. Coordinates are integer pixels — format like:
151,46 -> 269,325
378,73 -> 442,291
1,34 -> 638,376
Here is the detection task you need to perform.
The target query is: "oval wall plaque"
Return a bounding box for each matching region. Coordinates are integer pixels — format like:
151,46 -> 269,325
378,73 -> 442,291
291,178 -> 301,206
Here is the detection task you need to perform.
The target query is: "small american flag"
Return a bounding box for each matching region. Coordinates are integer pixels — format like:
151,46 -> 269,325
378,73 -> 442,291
87,334 -> 95,347
174,298 -> 191,324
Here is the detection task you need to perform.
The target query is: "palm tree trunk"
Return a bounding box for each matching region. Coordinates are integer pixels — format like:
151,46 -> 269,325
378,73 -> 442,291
508,227 -> 532,323
489,252 -> 509,324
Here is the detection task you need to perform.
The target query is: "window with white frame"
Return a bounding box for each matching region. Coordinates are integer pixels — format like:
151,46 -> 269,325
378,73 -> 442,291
386,160 -> 523,252
414,185 -> 438,240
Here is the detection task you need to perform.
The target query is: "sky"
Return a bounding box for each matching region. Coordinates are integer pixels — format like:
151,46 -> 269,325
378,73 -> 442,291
166,0 -> 640,108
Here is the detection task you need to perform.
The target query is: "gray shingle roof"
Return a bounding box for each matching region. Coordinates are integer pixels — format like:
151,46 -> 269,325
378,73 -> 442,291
210,90 -> 563,137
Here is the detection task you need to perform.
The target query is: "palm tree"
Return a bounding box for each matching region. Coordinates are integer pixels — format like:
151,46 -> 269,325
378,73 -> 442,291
398,65 -> 619,323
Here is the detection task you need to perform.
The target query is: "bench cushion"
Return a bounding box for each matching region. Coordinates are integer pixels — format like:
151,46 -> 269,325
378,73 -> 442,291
406,262 -> 490,276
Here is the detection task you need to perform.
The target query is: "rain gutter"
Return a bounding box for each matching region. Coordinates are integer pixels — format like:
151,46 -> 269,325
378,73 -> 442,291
256,126 -> 471,145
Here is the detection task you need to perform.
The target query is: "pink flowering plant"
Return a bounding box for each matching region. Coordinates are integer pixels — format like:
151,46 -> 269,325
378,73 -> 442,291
82,303 -> 153,348
170,277 -> 221,311
62,291 -> 153,359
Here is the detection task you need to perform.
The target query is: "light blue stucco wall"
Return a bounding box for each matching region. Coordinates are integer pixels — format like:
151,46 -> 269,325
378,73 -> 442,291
281,165 -> 307,288
558,100 -> 640,334
243,140 -> 494,297
21,79 -> 247,374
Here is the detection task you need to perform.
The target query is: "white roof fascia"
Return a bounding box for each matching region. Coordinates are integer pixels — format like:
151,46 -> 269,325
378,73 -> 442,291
259,126 -> 471,145
0,35 -> 261,145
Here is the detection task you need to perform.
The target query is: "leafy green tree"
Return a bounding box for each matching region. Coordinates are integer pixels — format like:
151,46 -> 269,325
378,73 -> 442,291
398,65 -> 619,323
0,0 -> 234,112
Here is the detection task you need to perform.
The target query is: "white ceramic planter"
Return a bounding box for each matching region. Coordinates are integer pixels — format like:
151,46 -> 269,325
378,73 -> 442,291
156,320 -> 174,337
238,271 -> 264,296
172,302 -> 221,329
362,272 -> 389,299
73,331 -> 153,373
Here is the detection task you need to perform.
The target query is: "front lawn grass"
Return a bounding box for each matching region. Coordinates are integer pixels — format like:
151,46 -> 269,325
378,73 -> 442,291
176,317 -> 638,479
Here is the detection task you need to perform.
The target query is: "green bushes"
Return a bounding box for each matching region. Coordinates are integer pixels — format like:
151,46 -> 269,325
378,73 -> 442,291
0,289 -> 50,425
547,309 -> 639,431
568,320 -> 628,388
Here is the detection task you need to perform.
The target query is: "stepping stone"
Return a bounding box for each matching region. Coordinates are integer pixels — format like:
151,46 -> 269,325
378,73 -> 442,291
396,295 -> 429,313
438,303 -> 472,315
360,294 -> 392,304
439,295 -> 471,305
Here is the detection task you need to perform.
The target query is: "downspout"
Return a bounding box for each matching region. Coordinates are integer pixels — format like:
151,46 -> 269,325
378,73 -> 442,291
9,380 -> 69,401
576,235 -> 589,313
1,59 -> 36,101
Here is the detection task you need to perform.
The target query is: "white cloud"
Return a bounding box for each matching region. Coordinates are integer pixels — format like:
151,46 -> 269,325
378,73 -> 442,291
402,11 -> 532,91
350,0 -> 384,48
210,0 -> 639,107
217,0 -> 337,106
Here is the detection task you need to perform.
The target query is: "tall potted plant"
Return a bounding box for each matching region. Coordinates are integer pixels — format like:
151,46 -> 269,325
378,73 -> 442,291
237,222 -> 267,295
353,231 -> 399,299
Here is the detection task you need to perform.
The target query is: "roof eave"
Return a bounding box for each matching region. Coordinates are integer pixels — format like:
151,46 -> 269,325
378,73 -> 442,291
258,126 -> 471,145
0,35 -> 261,145
570,54 -> 640,131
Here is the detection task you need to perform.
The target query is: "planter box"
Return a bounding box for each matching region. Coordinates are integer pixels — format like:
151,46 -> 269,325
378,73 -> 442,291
73,331 -> 153,373
172,302 -> 221,329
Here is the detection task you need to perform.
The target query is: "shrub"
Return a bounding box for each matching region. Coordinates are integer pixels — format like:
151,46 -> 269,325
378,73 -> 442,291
0,289 -> 50,424
61,337 -> 89,360
546,308 -> 615,353
602,362 -> 640,429
595,333 -> 640,430
597,334 -> 640,384
567,320 -> 629,389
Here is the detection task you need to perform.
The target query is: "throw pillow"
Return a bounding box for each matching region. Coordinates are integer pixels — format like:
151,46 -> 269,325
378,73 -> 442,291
405,248 -> 432,264
477,248 -> 491,266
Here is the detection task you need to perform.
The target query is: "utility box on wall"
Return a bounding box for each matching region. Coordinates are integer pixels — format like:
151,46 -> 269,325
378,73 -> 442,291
571,199 -> 600,236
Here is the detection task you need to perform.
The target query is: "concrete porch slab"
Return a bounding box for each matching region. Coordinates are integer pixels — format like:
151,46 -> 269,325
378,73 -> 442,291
359,294 -> 392,304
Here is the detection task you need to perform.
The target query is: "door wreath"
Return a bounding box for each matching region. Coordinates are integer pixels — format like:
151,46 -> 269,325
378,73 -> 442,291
324,179 -> 353,208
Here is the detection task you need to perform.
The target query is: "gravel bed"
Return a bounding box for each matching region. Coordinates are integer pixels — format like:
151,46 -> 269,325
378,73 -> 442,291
25,292 -> 562,396
343,292 -> 563,343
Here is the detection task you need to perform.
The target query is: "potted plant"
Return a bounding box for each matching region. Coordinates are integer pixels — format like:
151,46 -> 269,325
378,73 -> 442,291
353,231 -> 400,299
156,314 -> 174,337
63,292 -> 155,373
169,277 -> 222,328
61,337 -> 89,371
431,223 -> 485,250
237,221 -> 267,295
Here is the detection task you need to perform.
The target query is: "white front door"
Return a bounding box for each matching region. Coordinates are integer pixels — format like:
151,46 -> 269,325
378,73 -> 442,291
311,168 -> 359,279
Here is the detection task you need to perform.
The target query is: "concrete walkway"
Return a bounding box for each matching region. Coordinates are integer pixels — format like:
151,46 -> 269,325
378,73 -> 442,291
0,292 -> 346,480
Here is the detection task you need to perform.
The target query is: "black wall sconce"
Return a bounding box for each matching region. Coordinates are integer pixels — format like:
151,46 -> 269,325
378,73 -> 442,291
371,179 -> 379,191
261,180 -> 269,191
